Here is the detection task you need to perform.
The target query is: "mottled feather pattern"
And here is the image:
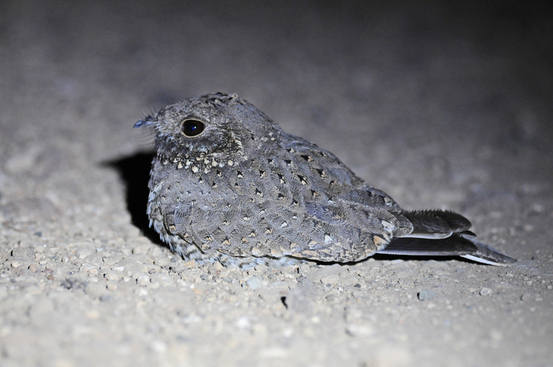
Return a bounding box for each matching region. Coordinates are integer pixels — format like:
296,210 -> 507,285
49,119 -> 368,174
136,92 -> 515,265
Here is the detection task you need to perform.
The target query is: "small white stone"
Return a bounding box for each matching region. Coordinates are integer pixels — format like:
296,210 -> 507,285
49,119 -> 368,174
236,317 -> 250,329
151,340 -> 167,353
346,323 -> 374,337
251,247 -> 263,257
136,275 -> 150,286
260,347 -> 288,358
246,277 -> 263,289
191,166 -> 199,173
227,160 -> 234,166
479,287 -> 493,296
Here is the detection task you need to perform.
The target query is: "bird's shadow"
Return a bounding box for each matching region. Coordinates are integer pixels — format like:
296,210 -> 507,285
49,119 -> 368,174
103,151 -> 163,246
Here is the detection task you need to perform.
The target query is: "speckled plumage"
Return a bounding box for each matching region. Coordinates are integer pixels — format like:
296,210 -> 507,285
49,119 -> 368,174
136,92 -> 515,265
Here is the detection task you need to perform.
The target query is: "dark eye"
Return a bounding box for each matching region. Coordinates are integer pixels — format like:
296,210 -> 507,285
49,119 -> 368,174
181,119 -> 206,137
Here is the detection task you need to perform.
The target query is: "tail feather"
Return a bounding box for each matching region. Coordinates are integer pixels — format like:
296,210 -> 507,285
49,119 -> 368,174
377,233 -> 516,265
401,210 -> 472,238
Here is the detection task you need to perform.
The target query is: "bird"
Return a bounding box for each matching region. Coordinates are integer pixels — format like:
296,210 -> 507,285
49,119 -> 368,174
134,92 -> 515,266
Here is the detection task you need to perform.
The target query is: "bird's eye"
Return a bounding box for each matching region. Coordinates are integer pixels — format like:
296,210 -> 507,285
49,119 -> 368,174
181,119 -> 206,137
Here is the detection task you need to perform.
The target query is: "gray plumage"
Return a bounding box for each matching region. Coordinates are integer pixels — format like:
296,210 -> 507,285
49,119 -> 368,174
135,92 -> 515,265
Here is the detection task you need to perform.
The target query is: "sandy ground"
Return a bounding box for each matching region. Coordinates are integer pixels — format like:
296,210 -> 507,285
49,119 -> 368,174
1,1 -> 553,366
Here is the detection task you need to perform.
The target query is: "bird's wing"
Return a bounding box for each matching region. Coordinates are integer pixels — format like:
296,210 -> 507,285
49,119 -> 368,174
239,135 -> 409,261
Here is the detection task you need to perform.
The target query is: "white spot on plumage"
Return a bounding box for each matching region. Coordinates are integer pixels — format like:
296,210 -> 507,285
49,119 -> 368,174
381,220 -> 395,232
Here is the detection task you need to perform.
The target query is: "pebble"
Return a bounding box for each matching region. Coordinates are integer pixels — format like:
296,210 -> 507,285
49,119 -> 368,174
104,271 -> 121,281
5,147 -> 40,173
235,317 -> 251,330
53,358 -> 74,367
60,278 -> 87,290
81,263 -> 99,276
252,323 -> 268,337
151,340 -> 167,353
111,265 -> 125,272
259,347 -> 288,358
136,274 -> 151,286
136,288 -> 149,297
345,323 -> 374,337
520,293 -> 531,301
182,260 -> 197,269
150,272 -> 172,286
320,273 -> 340,285
85,310 -> 100,319
154,255 -> 172,267
28,263 -> 39,272
99,295 -> 112,302
246,276 -> 263,289
85,281 -> 107,298
132,244 -> 150,255
479,287 -> 493,296
490,329 -> 503,341
282,328 -> 294,338
530,203 -> 544,214
75,246 -> 94,260
417,289 -> 436,301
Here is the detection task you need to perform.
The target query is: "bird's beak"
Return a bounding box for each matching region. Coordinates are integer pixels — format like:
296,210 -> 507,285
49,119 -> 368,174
133,119 -> 155,128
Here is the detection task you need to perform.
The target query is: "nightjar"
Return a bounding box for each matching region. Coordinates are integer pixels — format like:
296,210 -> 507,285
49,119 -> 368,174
134,92 -> 515,265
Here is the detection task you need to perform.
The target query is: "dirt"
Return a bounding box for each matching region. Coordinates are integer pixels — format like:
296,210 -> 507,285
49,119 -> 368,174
1,2 -> 552,366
